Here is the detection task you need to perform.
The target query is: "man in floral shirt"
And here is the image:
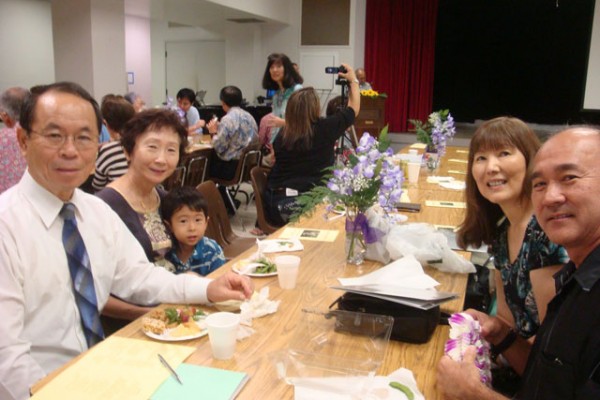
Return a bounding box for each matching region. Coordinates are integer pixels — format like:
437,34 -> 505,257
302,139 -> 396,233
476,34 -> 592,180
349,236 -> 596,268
207,85 -> 258,212
0,87 -> 29,194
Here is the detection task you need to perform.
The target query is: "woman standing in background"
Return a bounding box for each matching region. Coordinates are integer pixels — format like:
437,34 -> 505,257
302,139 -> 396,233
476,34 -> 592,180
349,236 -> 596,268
261,53 -> 303,144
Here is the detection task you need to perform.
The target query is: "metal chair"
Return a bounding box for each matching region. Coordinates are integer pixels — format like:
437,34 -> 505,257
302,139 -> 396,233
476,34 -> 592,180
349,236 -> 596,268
211,142 -> 262,212
250,166 -> 279,235
195,180 -> 255,259
195,90 -> 207,106
161,165 -> 186,191
185,155 -> 208,187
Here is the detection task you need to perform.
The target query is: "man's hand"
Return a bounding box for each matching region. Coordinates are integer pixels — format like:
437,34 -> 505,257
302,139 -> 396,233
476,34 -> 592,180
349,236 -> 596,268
206,271 -> 254,302
465,309 -> 511,345
207,118 -> 218,135
437,346 -> 504,400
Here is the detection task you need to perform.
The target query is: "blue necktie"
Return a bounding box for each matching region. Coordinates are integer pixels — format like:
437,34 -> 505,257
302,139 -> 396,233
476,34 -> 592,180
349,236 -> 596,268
61,203 -> 104,347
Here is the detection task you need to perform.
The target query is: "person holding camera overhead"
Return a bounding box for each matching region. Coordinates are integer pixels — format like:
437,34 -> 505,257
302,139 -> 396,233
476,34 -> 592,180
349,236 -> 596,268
264,63 -> 360,226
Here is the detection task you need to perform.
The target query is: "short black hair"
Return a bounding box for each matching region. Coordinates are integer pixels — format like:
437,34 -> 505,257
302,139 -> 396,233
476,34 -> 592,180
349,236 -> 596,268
20,81 -> 102,135
219,86 -> 243,108
176,88 -> 196,103
161,186 -> 209,223
120,108 -> 188,157
262,53 -> 304,91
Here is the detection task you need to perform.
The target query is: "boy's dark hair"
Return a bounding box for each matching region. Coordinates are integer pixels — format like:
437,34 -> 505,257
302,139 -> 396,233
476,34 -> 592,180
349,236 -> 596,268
176,88 -> 196,103
161,186 -> 209,223
219,86 -> 243,108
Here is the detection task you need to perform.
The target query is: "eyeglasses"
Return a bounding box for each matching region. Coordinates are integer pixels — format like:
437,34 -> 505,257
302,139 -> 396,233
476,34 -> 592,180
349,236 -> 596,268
30,130 -> 98,150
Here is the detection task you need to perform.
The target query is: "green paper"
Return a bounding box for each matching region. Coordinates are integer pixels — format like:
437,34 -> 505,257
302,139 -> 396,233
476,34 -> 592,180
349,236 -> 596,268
151,363 -> 249,400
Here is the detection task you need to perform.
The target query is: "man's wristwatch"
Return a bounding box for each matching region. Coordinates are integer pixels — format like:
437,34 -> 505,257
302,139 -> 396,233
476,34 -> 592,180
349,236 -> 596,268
490,328 -> 517,361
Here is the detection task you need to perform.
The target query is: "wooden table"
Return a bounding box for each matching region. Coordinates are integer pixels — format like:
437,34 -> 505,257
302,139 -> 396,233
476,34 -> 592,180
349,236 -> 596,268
34,146 -> 471,399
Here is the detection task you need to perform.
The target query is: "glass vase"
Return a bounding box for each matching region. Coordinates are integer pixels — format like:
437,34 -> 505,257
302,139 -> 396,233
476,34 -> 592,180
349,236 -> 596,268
425,152 -> 439,174
345,209 -> 367,265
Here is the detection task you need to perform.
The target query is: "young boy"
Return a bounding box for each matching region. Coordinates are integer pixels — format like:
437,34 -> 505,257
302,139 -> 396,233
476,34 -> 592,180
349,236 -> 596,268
161,186 -> 226,276
176,88 -> 205,134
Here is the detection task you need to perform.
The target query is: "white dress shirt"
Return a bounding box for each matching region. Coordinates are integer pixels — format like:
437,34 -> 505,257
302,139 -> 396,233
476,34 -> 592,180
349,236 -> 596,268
0,172 -> 211,400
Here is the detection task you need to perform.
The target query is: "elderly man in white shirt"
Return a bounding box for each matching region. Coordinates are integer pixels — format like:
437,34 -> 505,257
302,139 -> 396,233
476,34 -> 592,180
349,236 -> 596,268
0,82 -> 253,400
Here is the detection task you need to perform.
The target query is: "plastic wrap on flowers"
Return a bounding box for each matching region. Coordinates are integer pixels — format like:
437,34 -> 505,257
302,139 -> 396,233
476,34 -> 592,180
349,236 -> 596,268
444,312 -> 492,386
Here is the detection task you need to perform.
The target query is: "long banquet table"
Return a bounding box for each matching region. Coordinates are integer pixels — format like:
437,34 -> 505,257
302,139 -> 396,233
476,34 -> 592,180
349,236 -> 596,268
33,146 -> 471,400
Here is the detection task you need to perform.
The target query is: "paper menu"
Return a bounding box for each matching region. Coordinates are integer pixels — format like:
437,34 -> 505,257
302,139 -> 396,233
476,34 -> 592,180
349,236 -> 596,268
31,337 -> 195,400
279,227 -> 339,242
151,364 -> 250,400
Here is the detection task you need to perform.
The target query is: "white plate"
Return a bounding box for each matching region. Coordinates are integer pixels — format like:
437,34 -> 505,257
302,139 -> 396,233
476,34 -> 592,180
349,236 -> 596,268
232,261 -> 278,277
143,318 -> 208,342
260,238 -> 304,253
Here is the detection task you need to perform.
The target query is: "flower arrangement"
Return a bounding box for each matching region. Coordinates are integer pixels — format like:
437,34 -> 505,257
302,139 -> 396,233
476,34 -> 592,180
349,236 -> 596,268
292,128 -> 404,263
360,89 -> 388,98
409,109 -> 456,156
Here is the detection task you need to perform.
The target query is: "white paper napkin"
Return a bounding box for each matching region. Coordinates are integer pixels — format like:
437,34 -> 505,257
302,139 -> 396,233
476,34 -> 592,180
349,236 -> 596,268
439,181 -> 466,190
238,287 -> 280,340
426,176 -> 455,183
337,254 -> 440,290
293,368 -> 424,400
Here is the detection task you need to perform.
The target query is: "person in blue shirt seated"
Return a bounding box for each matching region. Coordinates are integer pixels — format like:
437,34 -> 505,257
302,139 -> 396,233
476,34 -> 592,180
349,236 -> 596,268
177,88 -> 205,135
162,186 -> 226,276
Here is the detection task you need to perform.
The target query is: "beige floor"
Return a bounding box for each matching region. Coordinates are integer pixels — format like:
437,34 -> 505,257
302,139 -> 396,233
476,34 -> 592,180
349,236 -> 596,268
228,182 -> 265,238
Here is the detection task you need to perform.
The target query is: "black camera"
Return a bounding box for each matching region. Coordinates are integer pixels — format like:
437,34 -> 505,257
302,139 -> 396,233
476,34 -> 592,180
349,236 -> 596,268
325,66 -> 347,74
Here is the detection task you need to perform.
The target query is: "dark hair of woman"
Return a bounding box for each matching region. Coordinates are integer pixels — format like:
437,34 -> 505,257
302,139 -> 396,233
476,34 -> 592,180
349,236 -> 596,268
261,53 -> 304,90
280,87 -> 320,151
120,108 -> 188,157
457,116 -> 541,249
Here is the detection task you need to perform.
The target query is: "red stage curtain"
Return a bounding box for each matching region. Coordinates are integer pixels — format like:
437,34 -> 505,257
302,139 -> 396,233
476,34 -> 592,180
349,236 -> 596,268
365,0 -> 438,132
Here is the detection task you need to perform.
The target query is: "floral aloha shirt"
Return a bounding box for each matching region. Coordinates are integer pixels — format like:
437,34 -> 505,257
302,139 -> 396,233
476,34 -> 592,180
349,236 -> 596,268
490,215 -> 569,339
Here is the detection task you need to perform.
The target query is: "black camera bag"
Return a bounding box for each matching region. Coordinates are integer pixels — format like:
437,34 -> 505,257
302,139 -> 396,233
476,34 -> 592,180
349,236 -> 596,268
331,292 -> 440,344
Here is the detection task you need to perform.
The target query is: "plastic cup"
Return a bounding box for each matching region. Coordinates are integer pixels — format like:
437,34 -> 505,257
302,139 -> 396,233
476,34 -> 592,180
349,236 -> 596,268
205,312 -> 240,360
407,162 -> 421,184
275,255 -> 301,289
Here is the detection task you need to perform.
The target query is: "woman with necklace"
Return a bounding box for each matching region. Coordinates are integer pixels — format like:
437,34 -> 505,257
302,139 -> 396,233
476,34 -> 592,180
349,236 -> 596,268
96,108 -> 188,328
450,117 -> 568,392
261,53 -> 303,144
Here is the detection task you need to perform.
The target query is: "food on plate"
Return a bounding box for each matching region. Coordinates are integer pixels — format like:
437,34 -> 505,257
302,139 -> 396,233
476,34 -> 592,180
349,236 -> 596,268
142,317 -> 166,335
142,306 -> 205,335
170,321 -> 202,337
333,204 -> 346,213
253,257 -> 277,274
276,241 -> 294,249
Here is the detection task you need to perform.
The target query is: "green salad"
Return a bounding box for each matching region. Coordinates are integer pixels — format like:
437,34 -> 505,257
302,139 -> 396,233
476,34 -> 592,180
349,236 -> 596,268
253,257 -> 277,274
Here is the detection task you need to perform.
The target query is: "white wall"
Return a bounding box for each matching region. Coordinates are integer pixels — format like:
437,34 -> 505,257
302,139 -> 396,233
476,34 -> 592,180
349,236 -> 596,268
90,0 -> 127,98
0,0 -> 55,91
150,20 -> 224,106
126,15 -> 152,105
52,0 -> 126,99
